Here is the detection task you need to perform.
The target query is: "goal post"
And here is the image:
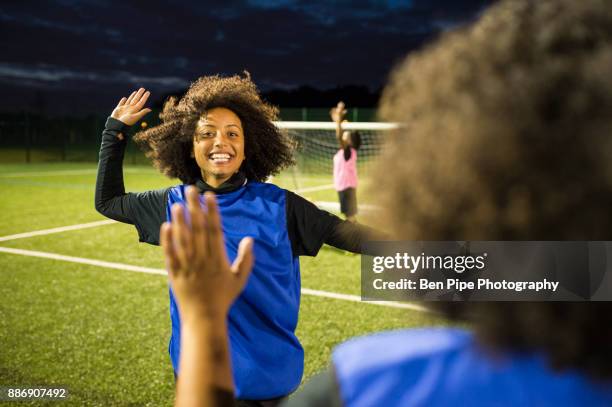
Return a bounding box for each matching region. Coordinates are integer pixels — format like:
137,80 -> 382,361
273,121 -> 399,190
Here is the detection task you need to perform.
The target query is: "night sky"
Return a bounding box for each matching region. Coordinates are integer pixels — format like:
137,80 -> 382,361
1,0 -> 495,115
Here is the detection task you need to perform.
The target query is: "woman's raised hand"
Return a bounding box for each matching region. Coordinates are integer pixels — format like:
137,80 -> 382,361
330,101 -> 347,123
111,88 -> 152,126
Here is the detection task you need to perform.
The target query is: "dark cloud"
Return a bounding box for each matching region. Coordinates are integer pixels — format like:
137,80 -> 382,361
0,0 -> 496,114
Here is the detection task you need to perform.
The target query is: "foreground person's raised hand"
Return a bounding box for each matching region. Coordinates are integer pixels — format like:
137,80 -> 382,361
162,187 -> 254,320
161,186 -> 254,407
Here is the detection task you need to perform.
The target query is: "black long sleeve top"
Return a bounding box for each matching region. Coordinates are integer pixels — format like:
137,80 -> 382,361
95,117 -> 378,256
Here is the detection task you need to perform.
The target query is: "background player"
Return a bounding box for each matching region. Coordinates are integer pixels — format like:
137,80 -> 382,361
330,101 -> 361,222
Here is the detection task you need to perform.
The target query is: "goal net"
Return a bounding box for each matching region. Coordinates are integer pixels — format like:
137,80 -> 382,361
274,121 -> 399,191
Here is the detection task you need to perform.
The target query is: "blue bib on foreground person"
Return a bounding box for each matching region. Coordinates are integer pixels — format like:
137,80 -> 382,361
333,328 -> 612,407
166,182 -> 303,400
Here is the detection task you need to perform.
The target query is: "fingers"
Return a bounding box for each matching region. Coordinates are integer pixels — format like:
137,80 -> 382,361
135,108 -> 152,121
123,88 -> 151,123
337,101 -> 347,117
118,97 -> 127,107
125,88 -> 148,107
126,90 -> 137,105
204,192 -> 226,258
231,237 -> 254,282
186,186 -> 206,254
134,90 -> 151,110
171,203 -> 193,271
166,191 -> 253,299
331,102 -> 348,122
131,88 -> 146,105
161,222 -> 180,275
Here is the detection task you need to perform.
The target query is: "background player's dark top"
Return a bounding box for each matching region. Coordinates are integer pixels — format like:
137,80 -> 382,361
95,117 -> 379,254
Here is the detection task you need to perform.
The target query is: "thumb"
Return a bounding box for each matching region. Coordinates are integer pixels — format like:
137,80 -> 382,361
231,237 -> 254,285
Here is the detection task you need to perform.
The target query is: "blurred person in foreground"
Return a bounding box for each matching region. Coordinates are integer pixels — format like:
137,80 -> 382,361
165,0 -> 612,405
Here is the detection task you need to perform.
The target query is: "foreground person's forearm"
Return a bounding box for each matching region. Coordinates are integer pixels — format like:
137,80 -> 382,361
175,314 -> 234,407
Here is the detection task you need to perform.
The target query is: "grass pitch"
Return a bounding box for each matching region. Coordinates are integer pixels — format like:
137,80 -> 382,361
0,163 -> 446,405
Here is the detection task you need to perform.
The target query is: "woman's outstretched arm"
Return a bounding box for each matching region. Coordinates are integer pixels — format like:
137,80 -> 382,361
95,89 -> 167,242
330,101 -> 347,149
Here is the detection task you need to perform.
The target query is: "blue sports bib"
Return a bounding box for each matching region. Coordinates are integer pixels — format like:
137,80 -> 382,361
167,181 -> 303,399
333,328 -> 612,407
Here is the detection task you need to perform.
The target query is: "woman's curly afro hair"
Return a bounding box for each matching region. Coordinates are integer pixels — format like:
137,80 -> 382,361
373,0 -> 612,380
134,73 -> 295,184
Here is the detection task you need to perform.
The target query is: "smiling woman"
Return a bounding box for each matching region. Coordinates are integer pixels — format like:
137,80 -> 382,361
93,73 -> 381,405
133,73 -> 295,184
192,107 -> 246,187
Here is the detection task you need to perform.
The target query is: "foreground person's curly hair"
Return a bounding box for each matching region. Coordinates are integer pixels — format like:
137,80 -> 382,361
373,0 -> 612,380
134,73 -> 295,184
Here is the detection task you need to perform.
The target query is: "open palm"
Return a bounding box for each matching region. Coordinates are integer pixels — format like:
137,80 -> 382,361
330,101 -> 347,123
161,187 -> 254,319
111,88 -> 152,126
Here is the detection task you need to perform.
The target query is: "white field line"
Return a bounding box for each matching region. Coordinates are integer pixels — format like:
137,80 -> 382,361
0,220 -> 117,242
274,121 -> 399,131
0,187 -> 345,244
0,247 -> 165,275
295,184 -> 334,193
293,184 -> 382,213
300,288 -> 429,312
0,246 -> 429,312
278,175 -> 336,181
314,201 -> 380,213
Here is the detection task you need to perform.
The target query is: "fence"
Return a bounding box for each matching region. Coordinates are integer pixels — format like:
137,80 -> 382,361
0,108 -> 377,163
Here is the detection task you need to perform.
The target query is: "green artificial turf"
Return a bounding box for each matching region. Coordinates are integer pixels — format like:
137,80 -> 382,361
0,163 -> 446,405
